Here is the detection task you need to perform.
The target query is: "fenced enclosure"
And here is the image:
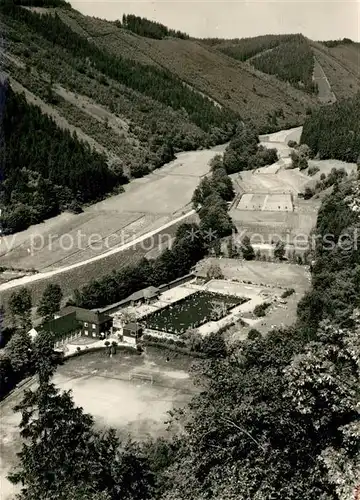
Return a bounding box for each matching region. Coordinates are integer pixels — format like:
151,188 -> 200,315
128,372 -> 154,384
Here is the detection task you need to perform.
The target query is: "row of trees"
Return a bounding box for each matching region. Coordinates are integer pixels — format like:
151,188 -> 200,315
0,81 -> 121,234
252,35 -> 317,93
117,14 -> 189,40
222,122 -> 278,174
322,37 -> 354,48
2,4 -> 237,134
301,93 -> 360,163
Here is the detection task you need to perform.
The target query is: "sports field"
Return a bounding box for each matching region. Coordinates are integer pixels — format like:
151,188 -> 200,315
0,347 -> 198,500
237,193 -> 293,212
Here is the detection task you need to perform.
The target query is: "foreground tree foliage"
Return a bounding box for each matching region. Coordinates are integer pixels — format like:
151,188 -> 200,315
9,346 -> 154,500
159,317 -> 359,499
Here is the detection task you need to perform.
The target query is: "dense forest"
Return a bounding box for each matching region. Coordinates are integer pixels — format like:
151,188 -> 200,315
1,4 -> 236,135
251,35 -> 316,92
1,171 -> 359,499
301,94 -> 360,163
116,14 -> 189,40
0,81 -> 120,234
212,34 -> 296,62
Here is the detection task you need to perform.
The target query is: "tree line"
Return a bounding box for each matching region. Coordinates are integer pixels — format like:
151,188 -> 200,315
0,81 -> 121,234
322,38 -> 354,48
1,3 -> 237,135
301,93 -> 360,163
116,14 -> 189,40
11,0 -> 70,6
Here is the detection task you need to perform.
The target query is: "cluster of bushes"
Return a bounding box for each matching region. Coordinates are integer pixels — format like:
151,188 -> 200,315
301,93 -> 360,163
281,288 -> 295,299
307,165 -> 320,176
142,333 -> 187,349
288,143 -> 313,170
302,168 -> 348,199
253,302 -> 271,317
116,14 -> 189,40
222,122 -> 278,174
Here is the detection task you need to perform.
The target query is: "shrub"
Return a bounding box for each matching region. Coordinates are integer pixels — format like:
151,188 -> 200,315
304,186 -> 314,199
287,140 -> 298,148
281,288 -> 295,299
254,302 -> 271,317
247,328 -> 261,340
308,166 -> 320,176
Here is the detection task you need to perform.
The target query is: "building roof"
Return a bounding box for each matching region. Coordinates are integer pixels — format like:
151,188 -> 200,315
127,286 -> 160,302
123,322 -> 142,333
57,306 -> 111,325
42,312 -> 80,337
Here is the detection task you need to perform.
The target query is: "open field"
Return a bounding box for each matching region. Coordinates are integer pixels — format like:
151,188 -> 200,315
0,348 -> 198,500
0,212 -> 198,308
230,126 -> 356,244
0,146 -> 220,273
197,258 -> 310,291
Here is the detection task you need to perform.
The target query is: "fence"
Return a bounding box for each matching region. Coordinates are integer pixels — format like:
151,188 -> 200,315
129,372 -> 153,384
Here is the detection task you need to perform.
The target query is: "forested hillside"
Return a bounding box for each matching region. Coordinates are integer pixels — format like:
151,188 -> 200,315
0,80 -> 120,234
251,35 -> 316,92
36,7 -> 317,130
204,34 -> 295,61
301,94 -> 360,162
1,4 -> 235,133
